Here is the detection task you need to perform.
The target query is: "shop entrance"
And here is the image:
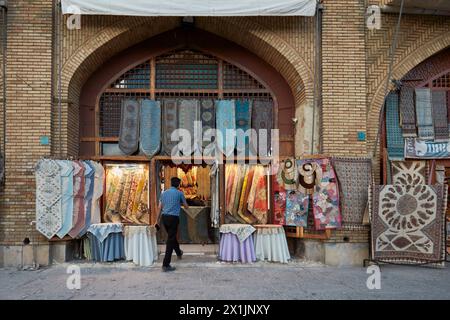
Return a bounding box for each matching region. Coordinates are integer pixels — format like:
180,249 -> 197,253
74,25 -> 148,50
156,162 -> 219,245
79,27 -> 297,246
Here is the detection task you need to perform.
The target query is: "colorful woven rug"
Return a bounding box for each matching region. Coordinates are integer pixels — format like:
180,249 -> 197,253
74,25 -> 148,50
139,99 -> 161,157
277,158 -> 297,191
297,159 -> 322,194
285,190 -> 309,227
162,99 -> 178,156
178,99 -> 200,156
253,172 -> 268,224
35,159 -> 62,239
119,99 -> 140,155
272,175 -> 286,225
310,158 -> 341,230
200,99 -> 215,150
332,157 -> 372,227
371,184 -> 447,267
385,92 -> 405,160
431,91 -> 448,141
251,99 -> 273,157
399,87 -> 417,137
415,88 -> 434,140
391,161 -> 427,185
216,100 -> 236,157
235,100 -> 252,155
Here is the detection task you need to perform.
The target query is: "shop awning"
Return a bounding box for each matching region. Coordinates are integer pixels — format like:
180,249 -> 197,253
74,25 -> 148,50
61,0 -> 317,17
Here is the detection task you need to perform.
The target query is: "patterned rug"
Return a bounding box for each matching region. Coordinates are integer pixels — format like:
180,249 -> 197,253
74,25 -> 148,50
119,99 -> 140,155
68,161 -> 86,238
431,91 -> 448,141
371,184 -> 447,267
178,99 -> 200,156
399,87 -> 417,137
200,99 -> 215,150
35,159 -> 62,239
139,100 -> 161,157
415,88 -> 434,140
385,92 -> 405,160
235,100 -> 252,155
391,161 -> 427,185
332,157 -> 372,227
285,190 -> 309,227
272,175 -> 286,225
216,100 -> 236,157
251,99 -> 273,157
277,158 -> 297,191
162,99 -> 178,156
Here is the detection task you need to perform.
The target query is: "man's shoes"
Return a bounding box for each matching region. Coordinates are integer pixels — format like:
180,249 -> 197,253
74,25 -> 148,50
162,265 -> 176,272
177,250 -> 183,260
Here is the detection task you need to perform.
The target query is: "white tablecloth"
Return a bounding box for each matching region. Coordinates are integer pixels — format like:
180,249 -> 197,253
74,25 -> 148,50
254,225 -> 291,263
124,225 -> 158,266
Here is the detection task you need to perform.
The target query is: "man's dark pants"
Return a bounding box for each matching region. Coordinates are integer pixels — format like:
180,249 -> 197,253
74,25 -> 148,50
162,214 -> 182,267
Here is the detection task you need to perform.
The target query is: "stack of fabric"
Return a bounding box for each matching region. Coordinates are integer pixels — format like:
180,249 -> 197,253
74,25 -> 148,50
103,164 -> 149,224
225,164 -> 268,225
35,159 -> 104,240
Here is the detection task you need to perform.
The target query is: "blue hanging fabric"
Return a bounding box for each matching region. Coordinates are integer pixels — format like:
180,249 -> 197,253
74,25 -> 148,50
139,99 -> 161,157
386,92 -> 405,160
215,100 -> 236,157
235,100 -> 252,156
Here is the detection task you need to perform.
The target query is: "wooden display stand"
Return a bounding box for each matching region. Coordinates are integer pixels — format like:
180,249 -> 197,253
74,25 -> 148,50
284,226 -> 332,240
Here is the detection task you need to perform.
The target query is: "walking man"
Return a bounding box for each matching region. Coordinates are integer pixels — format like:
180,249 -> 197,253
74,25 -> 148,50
156,177 -> 189,272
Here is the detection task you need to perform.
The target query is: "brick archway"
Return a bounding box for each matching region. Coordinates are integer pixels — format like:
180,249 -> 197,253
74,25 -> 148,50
367,32 -> 450,152
63,18 -> 314,157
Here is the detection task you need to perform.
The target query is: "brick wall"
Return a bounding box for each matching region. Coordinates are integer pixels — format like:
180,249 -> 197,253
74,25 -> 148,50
0,0 -> 53,244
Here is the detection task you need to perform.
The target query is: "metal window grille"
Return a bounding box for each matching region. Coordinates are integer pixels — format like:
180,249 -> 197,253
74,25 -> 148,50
110,62 -> 150,89
432,72 -> 450,88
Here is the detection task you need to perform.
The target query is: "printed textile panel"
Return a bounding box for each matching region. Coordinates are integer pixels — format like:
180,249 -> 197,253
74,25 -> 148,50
35,159 -> 62,239
332,157 -> 372,226
371,184 -> 447,267
118,99 -> 140,155
391,161 -> 427,185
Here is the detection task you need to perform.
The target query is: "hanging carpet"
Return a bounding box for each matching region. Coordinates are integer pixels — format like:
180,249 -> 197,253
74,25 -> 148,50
119,99 -> 140,155
216,100 -> 236,157
332,157 -> 372,227
399,86 -> 417,137
90,161 -> 104,225
277,158 -> 297,191
415,88 -> 434,140
162,99 -> 179,156
56,160 -> 74,238
371,184 -> 447,267
178,99 -> 200,156
431,91 -> 449,141
285,190 -> 309,227
139,99 -> 161,157
235,100 -> 252,155
78,161 -> 95,237
272,175 -> 287,225
35,159 -> 63,239
200,99 -> 215,150
391,160 -> 427,185
251,99 -> 273,157
68,161 -> 86,238
386,92 -> 405,160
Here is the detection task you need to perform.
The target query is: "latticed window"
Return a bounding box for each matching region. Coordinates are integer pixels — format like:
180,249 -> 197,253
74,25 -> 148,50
431,71 -> 450,88
98,49 -> 274,145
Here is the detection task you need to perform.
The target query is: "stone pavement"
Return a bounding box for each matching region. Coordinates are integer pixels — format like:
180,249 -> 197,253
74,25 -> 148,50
1,255 -> 450,300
